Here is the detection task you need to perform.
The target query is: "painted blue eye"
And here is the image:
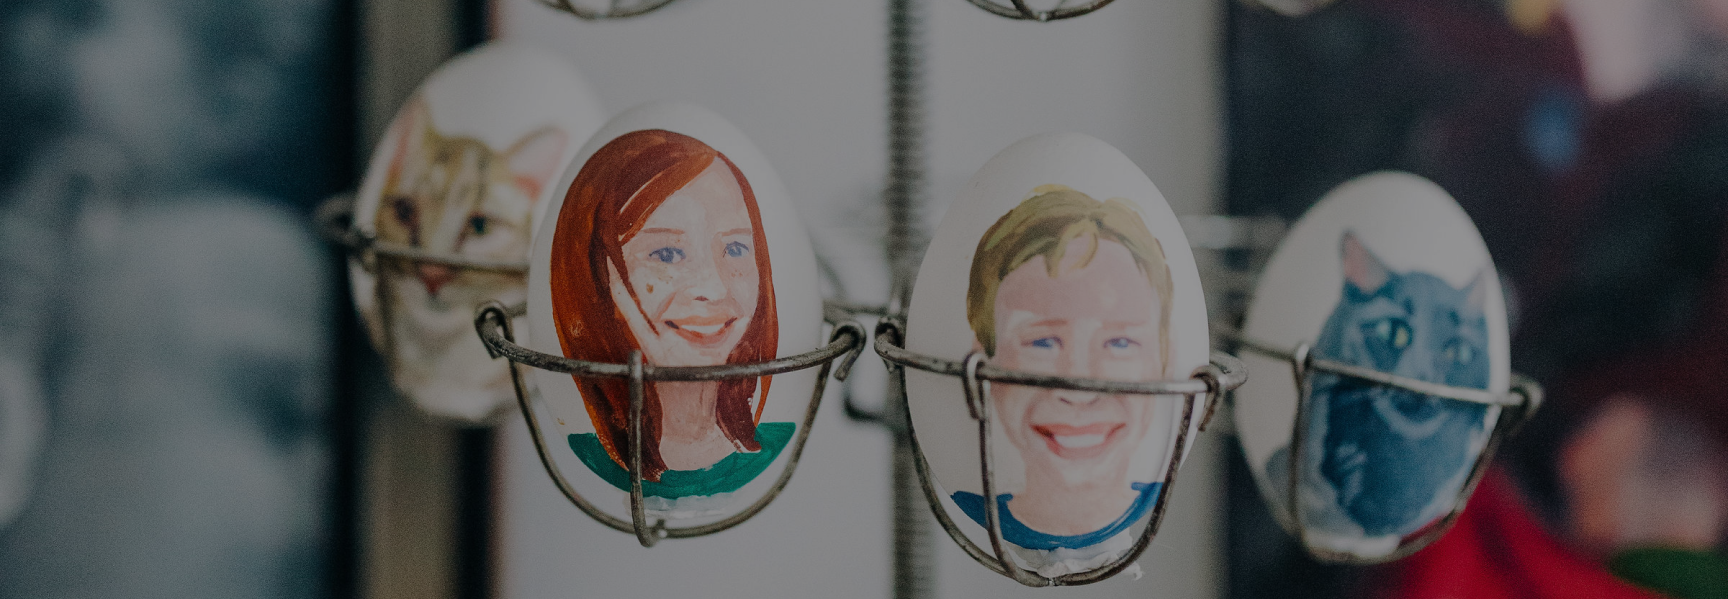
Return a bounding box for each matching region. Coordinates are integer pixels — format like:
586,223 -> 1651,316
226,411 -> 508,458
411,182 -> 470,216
468,215 -> 488,235
648,247 -> 685,264
1029,337 -> 1060,349
1104,337 -> 1139,350
724,240 -> 750,258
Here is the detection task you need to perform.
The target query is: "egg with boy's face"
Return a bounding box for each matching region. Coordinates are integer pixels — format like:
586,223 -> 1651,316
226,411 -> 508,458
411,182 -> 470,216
348,42 -> 604,425
904,132 -> 1209,576
525,102 -> 823,522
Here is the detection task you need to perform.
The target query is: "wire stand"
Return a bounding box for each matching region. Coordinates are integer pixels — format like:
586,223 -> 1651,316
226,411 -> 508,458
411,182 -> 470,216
964,0 -> 1115,21
1224,329 -> 1543,564
535,0 -> 680,20
867,313 -> 1248,587
473,301 -> 866,547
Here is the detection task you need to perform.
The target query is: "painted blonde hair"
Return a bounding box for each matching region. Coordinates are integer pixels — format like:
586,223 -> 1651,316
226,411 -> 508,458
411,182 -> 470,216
966,186 -> 1174,373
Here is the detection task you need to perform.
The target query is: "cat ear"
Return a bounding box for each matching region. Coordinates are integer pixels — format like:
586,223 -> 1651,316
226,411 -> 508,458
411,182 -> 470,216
1340,230 -> 1390,294
386,98 -> 433,187
504,126 -> 570,202
1463,270 -> 1488,312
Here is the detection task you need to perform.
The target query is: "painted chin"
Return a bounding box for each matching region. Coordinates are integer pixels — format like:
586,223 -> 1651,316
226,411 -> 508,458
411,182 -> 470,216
664,317 -> 739,348
1030,422 -> 1127,461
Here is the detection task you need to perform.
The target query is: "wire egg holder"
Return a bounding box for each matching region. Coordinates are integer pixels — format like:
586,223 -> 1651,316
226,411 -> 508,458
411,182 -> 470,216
532,0 -> 1117,22
963,0 -> 1116,21
1222,330 -> 1543,564
472,300 -> 866,547
316,194 -> 530,426
535,0 -> 681,20
1244,0 -> 1340,18
846,304 -> 1248,587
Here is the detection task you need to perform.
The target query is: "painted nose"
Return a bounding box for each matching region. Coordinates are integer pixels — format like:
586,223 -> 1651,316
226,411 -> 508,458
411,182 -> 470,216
1055,390 -> 1102,405
417,263 -> 457,296
687,261 -> 726,302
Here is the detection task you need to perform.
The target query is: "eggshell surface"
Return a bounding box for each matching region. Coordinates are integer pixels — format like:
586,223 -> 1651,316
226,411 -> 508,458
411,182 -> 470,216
350,42 -> 604,424
1232,171 -> 1510,560
526,102 -> 823,522
904,132 -> 1210,577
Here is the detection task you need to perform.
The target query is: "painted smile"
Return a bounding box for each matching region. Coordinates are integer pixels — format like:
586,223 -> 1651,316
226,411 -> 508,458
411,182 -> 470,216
664,316 -> 737,346
1031,422 -> 1125,460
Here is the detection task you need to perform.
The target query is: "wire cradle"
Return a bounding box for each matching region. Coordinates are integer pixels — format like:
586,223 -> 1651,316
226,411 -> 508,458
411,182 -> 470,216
530,0 -> 1117,22
857,308 -> 1249,587
1222,327 -> 1543,564
473,301 -> 866,546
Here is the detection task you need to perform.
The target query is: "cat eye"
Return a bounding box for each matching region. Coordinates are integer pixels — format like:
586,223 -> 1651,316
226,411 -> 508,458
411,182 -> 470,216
648,247 -> 685,264
724,240 -> 750,258
1362,318 -> 1413,350
1442,340 -> 1476,365
391,197 -> 417,225
468,215 -> 488,235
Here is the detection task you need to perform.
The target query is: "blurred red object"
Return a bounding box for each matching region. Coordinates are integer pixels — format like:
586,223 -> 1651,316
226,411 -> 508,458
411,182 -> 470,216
1378,469 -> 1662,599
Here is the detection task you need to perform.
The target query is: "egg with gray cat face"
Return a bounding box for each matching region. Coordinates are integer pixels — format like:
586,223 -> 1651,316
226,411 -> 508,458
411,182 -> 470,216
349,42 -> 604,424
1231,172 -> 1511,561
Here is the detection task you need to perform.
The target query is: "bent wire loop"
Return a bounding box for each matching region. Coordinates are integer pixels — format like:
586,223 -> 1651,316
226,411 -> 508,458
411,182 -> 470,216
868,313 -> 1248,587
473,300 -> 867,547
1219,326 -> 1544,564
317,194 -> 529,275
964,0 -> 1116,21
535,0 -> 680,20
317,194 -> 527,425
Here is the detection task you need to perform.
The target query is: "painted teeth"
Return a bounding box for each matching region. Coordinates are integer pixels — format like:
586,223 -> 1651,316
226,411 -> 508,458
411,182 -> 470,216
1052,434 -> 1105,449
682,323 -> 723,335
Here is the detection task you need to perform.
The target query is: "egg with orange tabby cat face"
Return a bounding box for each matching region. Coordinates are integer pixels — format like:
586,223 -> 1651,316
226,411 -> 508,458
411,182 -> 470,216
349,42 -> 604,424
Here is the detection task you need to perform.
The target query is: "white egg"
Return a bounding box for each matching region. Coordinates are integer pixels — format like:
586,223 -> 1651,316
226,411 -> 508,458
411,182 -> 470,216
903,132 -> 1210,577
525,102 -> 824,523
1231,171 -> 1511,560
349,42 -> 606,424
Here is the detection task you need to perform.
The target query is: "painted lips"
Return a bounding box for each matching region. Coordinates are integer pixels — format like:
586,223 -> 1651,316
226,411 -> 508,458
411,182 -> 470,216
664,316 -> 737,346
1031,422 -> 1125,459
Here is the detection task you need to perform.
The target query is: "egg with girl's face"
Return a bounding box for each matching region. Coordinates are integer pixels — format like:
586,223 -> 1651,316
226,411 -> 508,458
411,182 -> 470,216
526,102 -> 822,521
904,132 -> 1210,577
348,42 -> 604,425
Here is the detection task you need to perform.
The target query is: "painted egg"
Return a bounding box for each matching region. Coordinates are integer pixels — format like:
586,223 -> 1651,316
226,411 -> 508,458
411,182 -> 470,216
1231,172 -> 1511,560
904,133 -> 1211,578
350,42 -> 605,424
525,102 -> 824,522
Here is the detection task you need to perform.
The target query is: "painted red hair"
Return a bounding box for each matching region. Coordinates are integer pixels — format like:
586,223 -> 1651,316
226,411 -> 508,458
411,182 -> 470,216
550,129 -> 777,482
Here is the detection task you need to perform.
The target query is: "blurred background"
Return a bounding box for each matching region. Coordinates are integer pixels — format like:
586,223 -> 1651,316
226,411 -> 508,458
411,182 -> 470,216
0,0 -> 1723,598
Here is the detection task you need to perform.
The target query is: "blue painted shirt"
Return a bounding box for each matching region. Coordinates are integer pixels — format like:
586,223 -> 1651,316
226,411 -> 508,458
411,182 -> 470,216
951,482 -> 1162,550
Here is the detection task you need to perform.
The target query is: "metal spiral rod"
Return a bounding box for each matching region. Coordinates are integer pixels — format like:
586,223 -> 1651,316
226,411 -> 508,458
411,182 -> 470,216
885,0 -> 931,312
884,0 -> 936,597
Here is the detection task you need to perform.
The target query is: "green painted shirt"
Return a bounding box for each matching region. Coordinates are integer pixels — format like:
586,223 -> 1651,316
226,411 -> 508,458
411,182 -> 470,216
568,422 -> 795,499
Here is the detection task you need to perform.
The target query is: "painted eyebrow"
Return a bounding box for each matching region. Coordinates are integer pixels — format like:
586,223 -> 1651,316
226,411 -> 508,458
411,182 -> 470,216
638,227 -> 684,235
1019,318 -> 1069,329
717,227 -> 752,237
